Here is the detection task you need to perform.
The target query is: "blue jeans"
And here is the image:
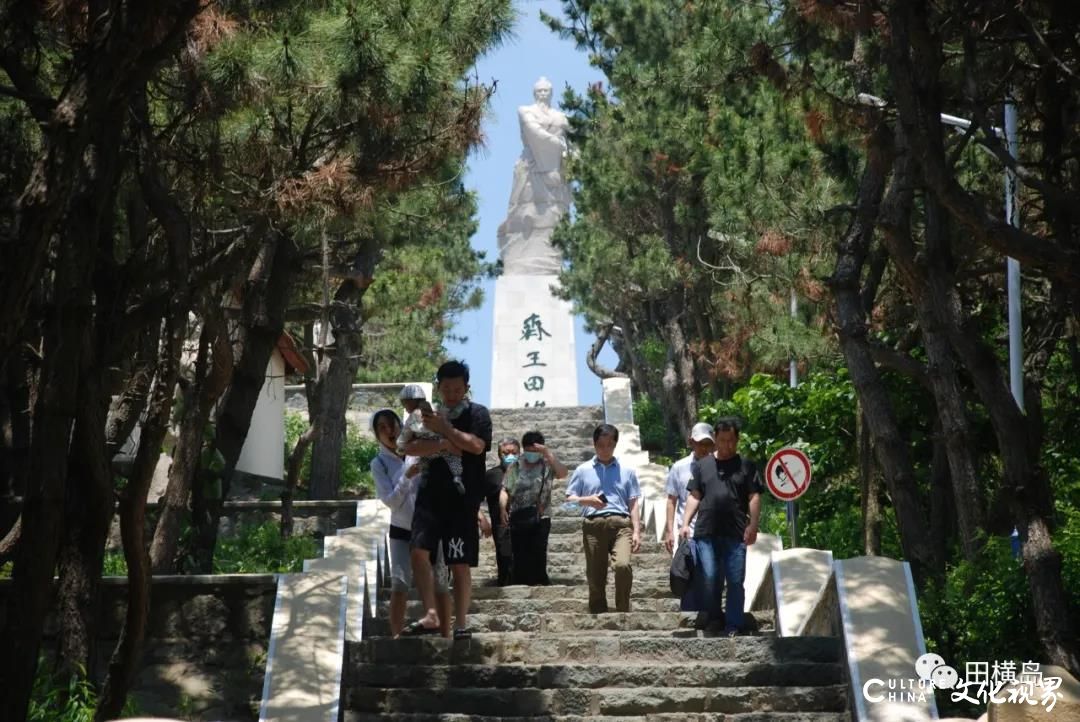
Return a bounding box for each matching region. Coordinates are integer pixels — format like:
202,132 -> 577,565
694,536 -> 747,631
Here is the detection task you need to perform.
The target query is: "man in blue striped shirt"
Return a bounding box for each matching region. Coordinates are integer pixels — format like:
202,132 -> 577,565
566,423 -> 642,613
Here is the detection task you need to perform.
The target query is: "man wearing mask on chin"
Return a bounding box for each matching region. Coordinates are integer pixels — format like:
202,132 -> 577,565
484,437 -> 520,586
403,360 -> 492,639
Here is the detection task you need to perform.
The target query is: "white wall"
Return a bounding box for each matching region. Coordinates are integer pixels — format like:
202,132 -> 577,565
236,349 -> 286,480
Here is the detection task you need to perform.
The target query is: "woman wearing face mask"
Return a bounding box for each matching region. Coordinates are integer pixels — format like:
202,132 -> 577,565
499,430 -> 568,585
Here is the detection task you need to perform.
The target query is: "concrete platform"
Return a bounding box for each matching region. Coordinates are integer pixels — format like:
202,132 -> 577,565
259,572 -> 348,722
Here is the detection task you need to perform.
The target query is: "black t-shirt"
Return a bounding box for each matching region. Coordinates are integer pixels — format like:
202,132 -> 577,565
425,402 -> 493,503
485,464 -> 507,496
687,454 -> 764,541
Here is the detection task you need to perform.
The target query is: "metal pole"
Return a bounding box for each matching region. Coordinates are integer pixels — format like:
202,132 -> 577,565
1004,97 -> 1024,412
788,287 -> 798,547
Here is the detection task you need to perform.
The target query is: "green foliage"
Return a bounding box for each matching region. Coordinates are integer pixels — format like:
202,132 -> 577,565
548,0 -> 842,410
632,395 -> 668,452
918,538 -> 1044,717
27,662 -> 139,722
284,411 -> 378,496
284,411 -> 313,487
101,550 -> 128,577
101,519 -> 324,576
691,370 -> 903,557
339,426 -> 380,495
213,521 -> 319,574
353,183 -> 490,384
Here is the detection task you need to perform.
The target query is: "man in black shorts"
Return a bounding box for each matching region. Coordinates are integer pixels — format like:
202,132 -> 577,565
404,360 -> 492,638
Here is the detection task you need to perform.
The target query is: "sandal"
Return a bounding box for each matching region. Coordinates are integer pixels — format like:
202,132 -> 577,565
452,627 -> 472,640
400,619 -> 440,636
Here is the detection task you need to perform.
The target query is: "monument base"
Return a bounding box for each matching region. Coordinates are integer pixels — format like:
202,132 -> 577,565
490,274 -> 578,409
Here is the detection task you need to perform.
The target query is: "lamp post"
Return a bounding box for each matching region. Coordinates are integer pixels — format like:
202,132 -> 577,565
788,287 -> 798,547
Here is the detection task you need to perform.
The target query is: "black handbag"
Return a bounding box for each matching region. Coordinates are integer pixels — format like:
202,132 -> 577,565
508,468 -> 547,529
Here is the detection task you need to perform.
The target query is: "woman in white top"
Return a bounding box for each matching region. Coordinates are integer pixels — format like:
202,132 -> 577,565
370,409 -> 450,636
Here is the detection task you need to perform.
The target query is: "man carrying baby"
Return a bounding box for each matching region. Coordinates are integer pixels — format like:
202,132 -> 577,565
403,360 -> 492,638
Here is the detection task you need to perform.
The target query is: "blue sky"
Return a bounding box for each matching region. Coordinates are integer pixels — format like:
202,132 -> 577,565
445,0 -> 617,407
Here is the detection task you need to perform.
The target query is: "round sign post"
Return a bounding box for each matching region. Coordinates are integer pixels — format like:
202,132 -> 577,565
765,447 -> 812,546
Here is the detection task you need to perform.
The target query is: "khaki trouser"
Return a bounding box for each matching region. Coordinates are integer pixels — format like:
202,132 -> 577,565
582,515 -> 633,613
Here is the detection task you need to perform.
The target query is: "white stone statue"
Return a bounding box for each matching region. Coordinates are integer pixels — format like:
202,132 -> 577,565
497,77 -> 571,275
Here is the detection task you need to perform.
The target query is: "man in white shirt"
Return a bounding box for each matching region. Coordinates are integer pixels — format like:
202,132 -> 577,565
663,422 -> 715,554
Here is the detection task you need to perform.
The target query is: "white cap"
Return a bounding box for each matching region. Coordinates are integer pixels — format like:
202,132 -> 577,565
399,384 -> 426,401
690,422 -> 715,442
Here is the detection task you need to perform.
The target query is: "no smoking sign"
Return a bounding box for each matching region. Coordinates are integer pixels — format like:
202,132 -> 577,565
765,447 -> 812,501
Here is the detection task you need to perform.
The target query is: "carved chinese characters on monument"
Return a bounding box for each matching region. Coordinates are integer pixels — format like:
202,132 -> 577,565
520,313 -> 552,407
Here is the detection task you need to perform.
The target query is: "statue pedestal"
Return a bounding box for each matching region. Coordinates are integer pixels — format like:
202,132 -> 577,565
490,274 -> 578,408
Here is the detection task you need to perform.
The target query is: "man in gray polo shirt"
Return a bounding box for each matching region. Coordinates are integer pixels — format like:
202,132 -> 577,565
566,423 -> 642,613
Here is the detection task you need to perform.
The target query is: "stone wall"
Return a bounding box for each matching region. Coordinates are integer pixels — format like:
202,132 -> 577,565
0,574 -> 278,721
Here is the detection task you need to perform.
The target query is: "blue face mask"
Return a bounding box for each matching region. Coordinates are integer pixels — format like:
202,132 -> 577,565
522,450 -> 543,464
502,454 -> 518,467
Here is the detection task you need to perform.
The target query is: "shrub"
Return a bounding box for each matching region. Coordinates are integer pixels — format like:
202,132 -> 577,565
284,411 -> 378,498
212,520 -> 319,574
27,661 -> 139,722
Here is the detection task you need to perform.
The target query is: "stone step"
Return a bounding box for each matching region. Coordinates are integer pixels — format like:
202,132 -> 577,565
364,611 -> 774,637
376,597 -> 690,615
347,660 -> 844,690
344,684 -> 848,716
466,564 -> 673,580
345,714 -> 851,722
346,661 -> 844,691
395,582 -> 678,600
467,550 -> 672,566
505,538 -> 667,554
540,529 -> 666,542
349,634 -> 844,666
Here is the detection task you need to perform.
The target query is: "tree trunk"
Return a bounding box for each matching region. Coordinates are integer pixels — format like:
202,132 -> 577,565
928,423 -> 954,557
150,315 -> 232,573
857,406 -> 882,555
585,324 -> 627,380
54,370 -> 113,684
657,294 -> 698,440
0,343 -> 32,505
191,233 -> 298,572
0,226 -> 94,720
282,426 -> 316,537
309,251 -> 377,500
875,140 -> 986,558
826,124 -> 940,584
97,321 -> 185,720
104,324 -> 160,460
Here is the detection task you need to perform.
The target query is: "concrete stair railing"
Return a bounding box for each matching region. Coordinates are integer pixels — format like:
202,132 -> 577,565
258,571 -> 349,722
260,499 -> 390,722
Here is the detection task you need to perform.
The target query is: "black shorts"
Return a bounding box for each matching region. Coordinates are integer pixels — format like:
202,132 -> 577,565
410,483 -> 481,567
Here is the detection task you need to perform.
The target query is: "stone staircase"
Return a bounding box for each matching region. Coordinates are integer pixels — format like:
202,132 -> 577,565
484,404 -> 606,466
339,405 -> 851,722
